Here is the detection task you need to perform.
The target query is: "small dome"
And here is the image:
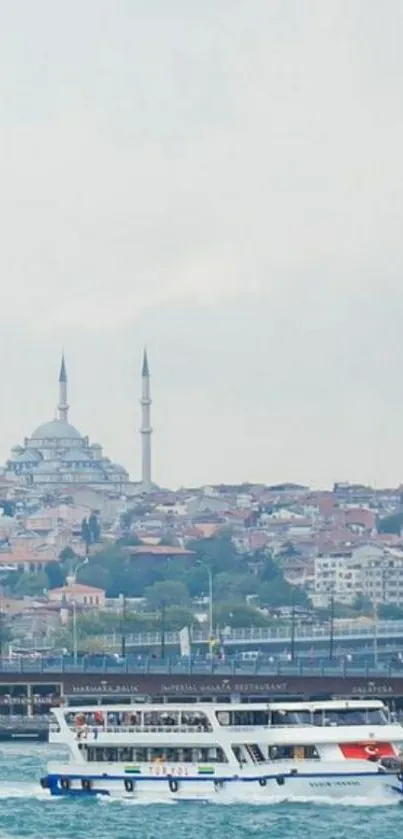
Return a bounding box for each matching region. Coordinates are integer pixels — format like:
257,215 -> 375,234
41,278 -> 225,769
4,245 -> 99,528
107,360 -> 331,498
15,450 -> 42,463
31,419 -> 82,441
110,464 -> 128,474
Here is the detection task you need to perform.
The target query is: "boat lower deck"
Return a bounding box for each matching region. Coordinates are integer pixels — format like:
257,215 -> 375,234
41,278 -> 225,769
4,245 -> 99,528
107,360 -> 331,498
41,760 -> 403,801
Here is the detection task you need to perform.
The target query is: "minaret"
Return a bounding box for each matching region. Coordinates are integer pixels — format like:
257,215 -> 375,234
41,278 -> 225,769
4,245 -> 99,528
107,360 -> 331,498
140,348 -> 152,489
57,353 -> 69,422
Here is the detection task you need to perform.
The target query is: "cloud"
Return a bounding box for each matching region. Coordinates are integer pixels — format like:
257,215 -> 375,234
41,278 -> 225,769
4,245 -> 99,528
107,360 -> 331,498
0,1 -> 402,487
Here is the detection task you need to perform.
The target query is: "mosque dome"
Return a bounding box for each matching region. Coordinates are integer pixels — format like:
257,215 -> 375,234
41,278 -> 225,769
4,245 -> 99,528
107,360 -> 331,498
31,419 -> 82,441
5,353 -> 131,488
14,450 -> 42,463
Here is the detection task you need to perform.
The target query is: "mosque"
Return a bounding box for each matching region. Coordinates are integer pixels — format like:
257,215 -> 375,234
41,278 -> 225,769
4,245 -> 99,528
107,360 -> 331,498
3,351 -> 153,492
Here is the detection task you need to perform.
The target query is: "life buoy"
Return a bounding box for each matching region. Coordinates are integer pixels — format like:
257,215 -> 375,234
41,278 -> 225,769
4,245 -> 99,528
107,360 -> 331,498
60,778 -> 70,791
81,779 -> 91,791
168,778 -> 178,793
259,778 -> 267,787
276,775 -> 285,786
124,779 -> 134,793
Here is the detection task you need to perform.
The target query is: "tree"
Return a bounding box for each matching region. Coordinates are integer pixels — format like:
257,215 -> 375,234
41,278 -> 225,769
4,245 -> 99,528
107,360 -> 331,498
12,572 -> 49,597
353,594 -> 373,615
213,572 -> 260,601
163,606 -> 198,631
45,561 -> 65,589
88,512 -> 101,543
59,547 -> 76,563
377,514 -> 403,535
187,534 -> 242,575
144,580 -> 190,611
214,601 -> 270,628
81,518 -> 91,551
260,555 -> 281,582
79,563 -> 110,592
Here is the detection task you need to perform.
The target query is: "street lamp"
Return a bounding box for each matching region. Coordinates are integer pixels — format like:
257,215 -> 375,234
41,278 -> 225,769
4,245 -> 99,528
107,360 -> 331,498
373,561 -> 390,668
197,559 -> 213,646
160,600 -> 166,660
119,594 -> 126,659
72,601 -> 78,664
66,555 -> 89,586
290,589 -> 296,661
329,593 -> 335,661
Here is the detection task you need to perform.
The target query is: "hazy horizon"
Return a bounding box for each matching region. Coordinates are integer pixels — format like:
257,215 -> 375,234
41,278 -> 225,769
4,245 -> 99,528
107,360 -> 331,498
1,2 -> 403,490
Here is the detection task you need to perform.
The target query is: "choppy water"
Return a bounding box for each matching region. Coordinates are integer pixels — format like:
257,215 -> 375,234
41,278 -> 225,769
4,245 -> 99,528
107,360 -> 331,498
0,744 -> 401,838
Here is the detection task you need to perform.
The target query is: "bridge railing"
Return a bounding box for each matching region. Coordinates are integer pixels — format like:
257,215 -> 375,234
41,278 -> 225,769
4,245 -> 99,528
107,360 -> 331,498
100,620 -> 403,648
0,655 -> 402,678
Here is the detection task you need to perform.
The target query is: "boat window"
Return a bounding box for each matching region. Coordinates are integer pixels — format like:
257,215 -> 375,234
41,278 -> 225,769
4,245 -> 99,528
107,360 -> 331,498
269,745 -> 320,761
270,710 -> 300,726
85,745 -> 228,764
216,710 -> 268,726
106,711 -> 141,727
143,712 -> 180,727
180,711 -> 212,730
314,708 -> 387,726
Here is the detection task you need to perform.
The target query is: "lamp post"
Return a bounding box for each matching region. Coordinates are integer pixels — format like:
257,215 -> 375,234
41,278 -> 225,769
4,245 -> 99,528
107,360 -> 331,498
197,559 -> 213,646
373,562 -> 390,668
120,594 -> 126,659
290,589 -> 296,662
160,600 -> 166,660
0,608 -> 3,660
66,555 -> 89,586
72,601 -> 78,664
329,593 -> 335,661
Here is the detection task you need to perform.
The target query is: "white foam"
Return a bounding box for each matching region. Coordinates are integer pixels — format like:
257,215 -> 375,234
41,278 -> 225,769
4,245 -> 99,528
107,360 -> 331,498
0,782 -> 51,800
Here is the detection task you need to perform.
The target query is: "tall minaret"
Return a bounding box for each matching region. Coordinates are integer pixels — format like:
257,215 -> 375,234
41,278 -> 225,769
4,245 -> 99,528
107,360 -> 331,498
57,353 -> 69,422
140,348 -> 152,489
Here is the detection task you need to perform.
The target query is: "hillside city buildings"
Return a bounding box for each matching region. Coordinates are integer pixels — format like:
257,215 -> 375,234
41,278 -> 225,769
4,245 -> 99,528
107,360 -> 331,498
1,348 -> 403,645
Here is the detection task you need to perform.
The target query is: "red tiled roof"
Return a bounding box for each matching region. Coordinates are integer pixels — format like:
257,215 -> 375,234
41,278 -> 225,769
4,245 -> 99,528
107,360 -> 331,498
50,583 -> 105,595
123,545 -> 195,556
345,508 -> 376,528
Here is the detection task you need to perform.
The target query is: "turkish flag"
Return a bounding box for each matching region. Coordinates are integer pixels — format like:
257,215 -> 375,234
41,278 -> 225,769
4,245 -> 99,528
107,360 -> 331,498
340,742 -> 396,759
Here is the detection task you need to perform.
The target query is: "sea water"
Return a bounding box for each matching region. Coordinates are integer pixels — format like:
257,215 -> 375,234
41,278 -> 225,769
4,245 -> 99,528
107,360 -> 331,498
0,744 -> 402,839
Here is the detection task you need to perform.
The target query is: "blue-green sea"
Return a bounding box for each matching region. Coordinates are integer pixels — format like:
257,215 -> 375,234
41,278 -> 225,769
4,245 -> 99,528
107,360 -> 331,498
0,744 -> 402,838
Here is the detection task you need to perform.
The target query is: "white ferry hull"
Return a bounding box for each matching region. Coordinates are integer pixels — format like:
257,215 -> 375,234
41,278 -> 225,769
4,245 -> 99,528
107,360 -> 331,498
41,766 -> 403,802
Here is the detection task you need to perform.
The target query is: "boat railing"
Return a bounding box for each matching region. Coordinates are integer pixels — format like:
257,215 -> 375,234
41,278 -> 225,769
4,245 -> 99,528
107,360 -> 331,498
65,723 -> 214,736
104,725 -> 213,734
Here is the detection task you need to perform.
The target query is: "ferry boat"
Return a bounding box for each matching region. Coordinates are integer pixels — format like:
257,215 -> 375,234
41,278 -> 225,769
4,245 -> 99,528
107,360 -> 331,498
40,698 -> 403,801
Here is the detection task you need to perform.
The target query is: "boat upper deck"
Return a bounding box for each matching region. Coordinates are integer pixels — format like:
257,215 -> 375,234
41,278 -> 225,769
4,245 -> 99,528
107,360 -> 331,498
50,699 -> 399,738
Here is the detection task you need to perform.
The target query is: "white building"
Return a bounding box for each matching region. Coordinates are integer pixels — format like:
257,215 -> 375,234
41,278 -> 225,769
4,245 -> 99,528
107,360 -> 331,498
314,543 -> 403,607
313,551 -> 363,605
362,548 -> 403,606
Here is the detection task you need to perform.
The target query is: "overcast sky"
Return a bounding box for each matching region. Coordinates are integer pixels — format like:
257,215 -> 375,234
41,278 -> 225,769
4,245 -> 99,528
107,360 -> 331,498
0,1 -> 403,490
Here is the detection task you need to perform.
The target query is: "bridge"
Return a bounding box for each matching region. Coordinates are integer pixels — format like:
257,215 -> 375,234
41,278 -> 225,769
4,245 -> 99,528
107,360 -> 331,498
103,620 -> 403,651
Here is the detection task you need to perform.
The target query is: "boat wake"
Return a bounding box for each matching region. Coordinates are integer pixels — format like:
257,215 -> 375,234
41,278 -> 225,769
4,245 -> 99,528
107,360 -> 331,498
0,782 -> 51,800
99,790 -> 401,808
0,783 -> 398,807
